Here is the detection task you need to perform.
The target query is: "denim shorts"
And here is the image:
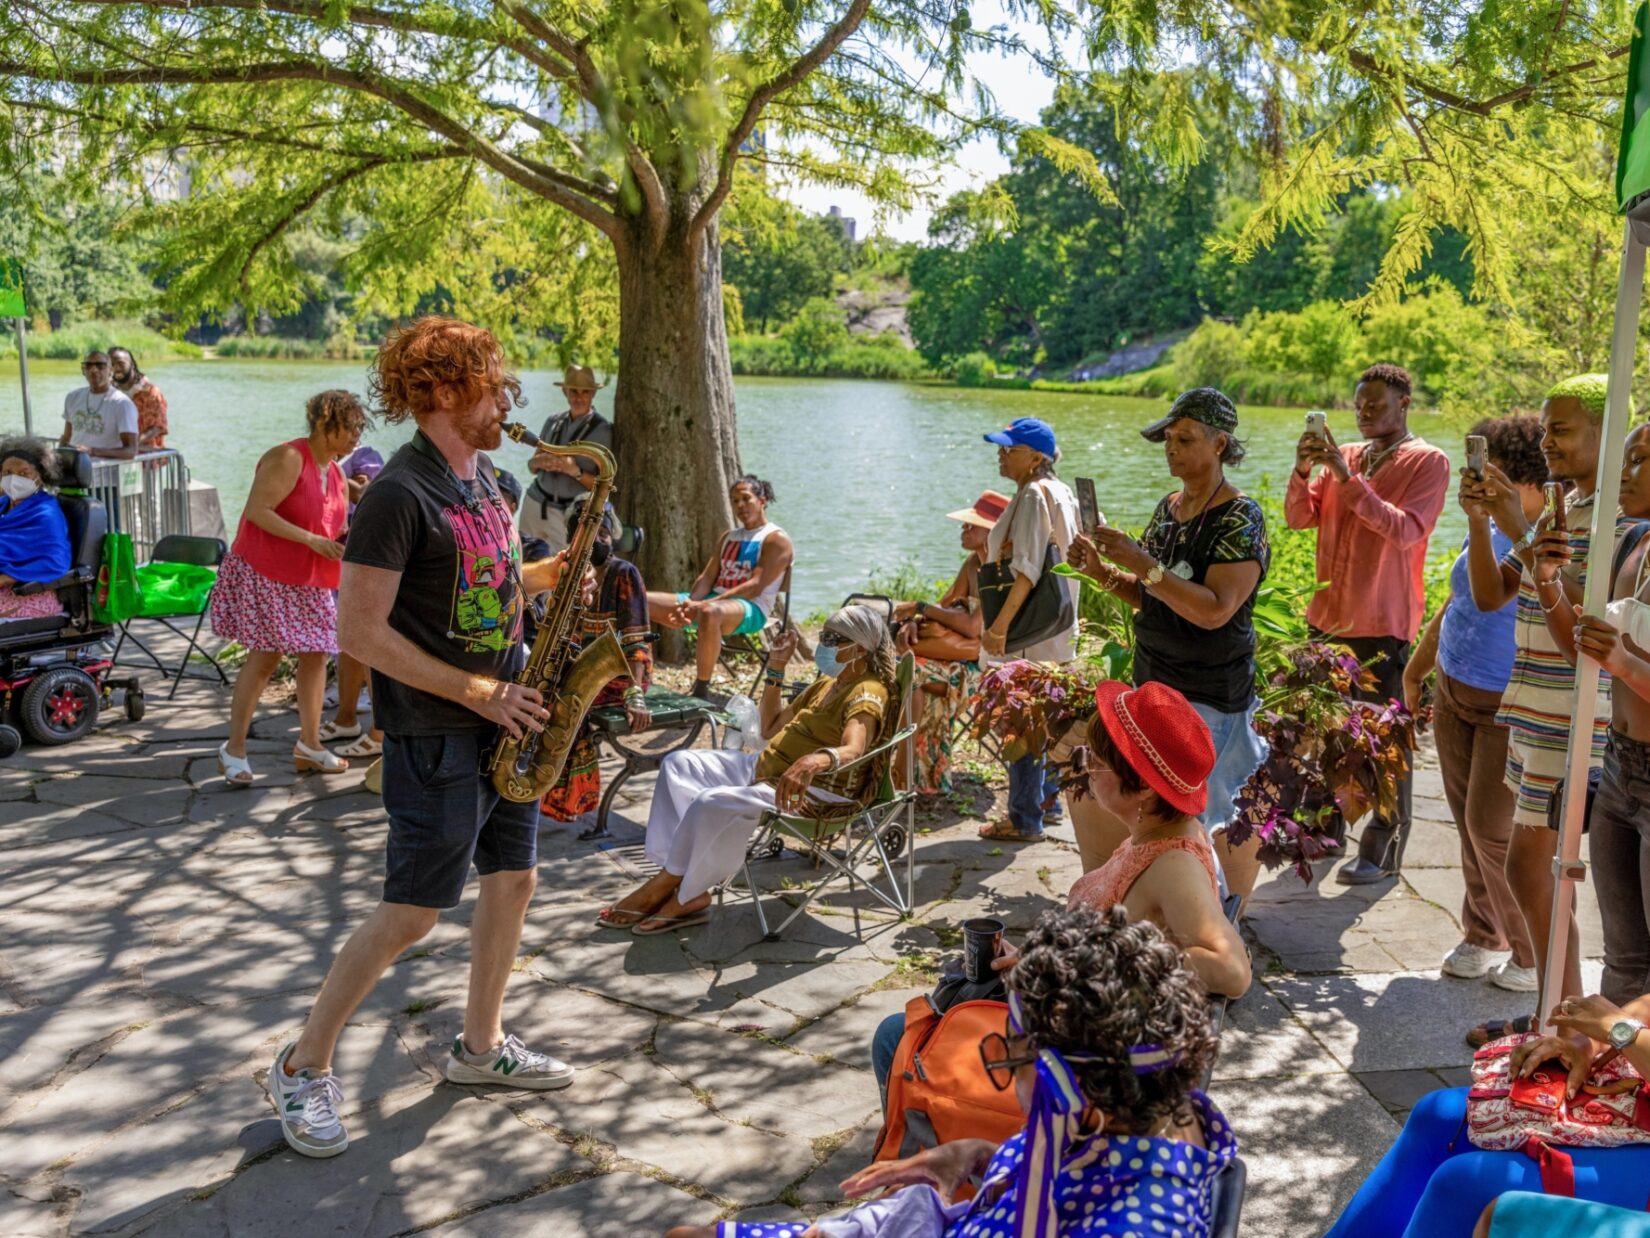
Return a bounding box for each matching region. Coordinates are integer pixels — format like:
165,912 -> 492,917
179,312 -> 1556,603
1190,699 -> 1268,834
381,731 -> 540,909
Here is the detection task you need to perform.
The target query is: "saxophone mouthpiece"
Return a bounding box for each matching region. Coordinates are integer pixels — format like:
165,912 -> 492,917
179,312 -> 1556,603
502,420 -> 542,449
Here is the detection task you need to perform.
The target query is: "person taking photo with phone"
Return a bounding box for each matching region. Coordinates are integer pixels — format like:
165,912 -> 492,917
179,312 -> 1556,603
1067,387 -> 1272,898
1287,363 -> 1451,885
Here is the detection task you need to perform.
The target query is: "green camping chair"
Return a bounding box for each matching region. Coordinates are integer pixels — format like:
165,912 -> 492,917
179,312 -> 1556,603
722,652 -> 917,940
112,535 -> 229,699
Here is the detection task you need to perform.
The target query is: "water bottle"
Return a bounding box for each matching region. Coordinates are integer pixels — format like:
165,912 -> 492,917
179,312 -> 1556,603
723,693 -> 761,751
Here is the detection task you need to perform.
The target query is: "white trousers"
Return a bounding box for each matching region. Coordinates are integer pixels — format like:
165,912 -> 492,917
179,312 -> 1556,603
645,748 -> 772,900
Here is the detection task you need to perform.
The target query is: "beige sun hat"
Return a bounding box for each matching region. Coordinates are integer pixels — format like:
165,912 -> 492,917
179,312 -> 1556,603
557,364 -> 607,392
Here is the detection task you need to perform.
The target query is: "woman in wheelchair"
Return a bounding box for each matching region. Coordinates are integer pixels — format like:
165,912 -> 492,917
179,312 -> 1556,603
596,604 -> 894,935
0,439 -> 71,622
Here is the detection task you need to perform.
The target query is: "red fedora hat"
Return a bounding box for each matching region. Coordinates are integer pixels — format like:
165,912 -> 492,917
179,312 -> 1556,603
1092,681 -> 1215,817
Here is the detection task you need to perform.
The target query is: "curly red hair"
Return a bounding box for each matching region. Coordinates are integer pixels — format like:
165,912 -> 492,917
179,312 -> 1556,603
369,315 -> 523,424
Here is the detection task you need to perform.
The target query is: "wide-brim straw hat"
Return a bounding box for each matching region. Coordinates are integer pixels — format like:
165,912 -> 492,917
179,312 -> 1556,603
946,490 -> 1010,529
557,364 -> 607,392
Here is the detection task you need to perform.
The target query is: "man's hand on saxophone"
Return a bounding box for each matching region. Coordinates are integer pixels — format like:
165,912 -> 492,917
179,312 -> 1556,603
521,548 -> 597,603
470,678 -> 549,741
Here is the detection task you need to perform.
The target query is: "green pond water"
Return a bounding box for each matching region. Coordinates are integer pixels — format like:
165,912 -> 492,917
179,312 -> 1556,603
1,359 -> 1469,610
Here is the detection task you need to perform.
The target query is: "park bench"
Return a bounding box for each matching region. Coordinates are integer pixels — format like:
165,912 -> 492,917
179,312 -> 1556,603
580,685 -> 727,842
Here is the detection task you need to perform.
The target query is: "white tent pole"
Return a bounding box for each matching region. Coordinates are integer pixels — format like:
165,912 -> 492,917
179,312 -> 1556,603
1538,215 -> 1644,1026
13,319 -> 32,437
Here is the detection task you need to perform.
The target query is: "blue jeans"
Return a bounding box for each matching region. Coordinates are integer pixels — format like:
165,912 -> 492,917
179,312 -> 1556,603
872,1011 -> 906,1110
1325,1088 -> 1650,1238
1190,699 -> 1268,835
1007,752 -> 1061,836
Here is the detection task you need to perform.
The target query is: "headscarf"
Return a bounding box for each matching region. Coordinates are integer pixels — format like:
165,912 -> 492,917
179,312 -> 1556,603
1002,990 -> 1178,1238
822,603 -> 896,691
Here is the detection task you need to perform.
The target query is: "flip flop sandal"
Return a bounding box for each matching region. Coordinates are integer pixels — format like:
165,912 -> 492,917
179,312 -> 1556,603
337,734 -> 383,759
978,819 -> 1047,844
318,721 -> 362,742
594,907 -> 649,929
631,908 -> 713,935
1465,1013 -> 1537,1049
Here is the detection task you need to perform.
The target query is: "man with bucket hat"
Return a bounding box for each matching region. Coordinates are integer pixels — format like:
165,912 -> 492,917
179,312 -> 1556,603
522,363 -> 612,554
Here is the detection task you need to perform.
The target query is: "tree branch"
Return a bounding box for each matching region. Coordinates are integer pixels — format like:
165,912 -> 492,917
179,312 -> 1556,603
0,56 -> 623,236
691,0 -> 872,241
1346,44 -> 1630,117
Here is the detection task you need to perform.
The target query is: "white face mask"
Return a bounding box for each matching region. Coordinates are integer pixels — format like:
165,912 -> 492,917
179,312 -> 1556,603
0,475 -> 40,501
1605,596 -> 1650,652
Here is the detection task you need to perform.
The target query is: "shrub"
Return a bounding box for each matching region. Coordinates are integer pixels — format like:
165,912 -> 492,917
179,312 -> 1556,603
0,318 -> 202,362
955,351 -> 997,387
1171,319 -> 1247,392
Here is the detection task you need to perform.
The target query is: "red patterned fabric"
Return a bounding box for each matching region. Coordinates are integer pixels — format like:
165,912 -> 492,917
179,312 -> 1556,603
1468,1034 -> 1650,1159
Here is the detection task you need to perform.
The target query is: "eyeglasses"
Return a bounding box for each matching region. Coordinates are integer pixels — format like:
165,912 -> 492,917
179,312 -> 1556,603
979,1031 -> 1038,1091
1068,745 -> 1112,778
819,629 -> 852,648
81,362 -> 109,371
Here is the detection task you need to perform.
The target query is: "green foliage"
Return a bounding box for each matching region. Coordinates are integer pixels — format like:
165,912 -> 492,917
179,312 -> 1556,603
781,298 -> 852,366
728,331 -> 930,380
721,195 -> 855,333
0,319 -> 201,362
213,335 -> 371,360
954,352 -> 996,387
0,175 -> 153,327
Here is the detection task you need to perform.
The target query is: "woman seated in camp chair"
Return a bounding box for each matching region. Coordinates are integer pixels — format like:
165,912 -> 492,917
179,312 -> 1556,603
646,474 -> 793,700
597,604 -> 894,935
663,906 -> 1238,1238
0,438 -> 71,623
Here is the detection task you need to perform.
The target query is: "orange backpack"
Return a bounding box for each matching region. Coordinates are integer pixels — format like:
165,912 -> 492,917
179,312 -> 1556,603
873,994 -> 1025,1172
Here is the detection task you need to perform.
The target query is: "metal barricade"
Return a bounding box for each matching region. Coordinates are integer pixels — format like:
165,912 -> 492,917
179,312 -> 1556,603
88,450 -> 193,562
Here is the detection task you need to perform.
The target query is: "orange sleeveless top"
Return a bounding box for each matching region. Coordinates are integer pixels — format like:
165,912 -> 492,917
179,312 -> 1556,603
1066,833 -> 1219,913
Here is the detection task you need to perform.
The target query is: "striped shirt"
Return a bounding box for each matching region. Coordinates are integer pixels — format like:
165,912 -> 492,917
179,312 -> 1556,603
1494,492 -> 1620,759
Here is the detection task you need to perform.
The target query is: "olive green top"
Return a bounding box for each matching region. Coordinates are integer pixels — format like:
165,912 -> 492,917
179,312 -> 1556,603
754,671 -> 890,783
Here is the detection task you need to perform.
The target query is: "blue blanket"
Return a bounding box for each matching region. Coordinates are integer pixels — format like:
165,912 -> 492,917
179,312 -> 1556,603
0,491 -> 72,584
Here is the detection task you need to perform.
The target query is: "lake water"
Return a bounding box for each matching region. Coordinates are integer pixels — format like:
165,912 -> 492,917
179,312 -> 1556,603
1,359 -> 1469,610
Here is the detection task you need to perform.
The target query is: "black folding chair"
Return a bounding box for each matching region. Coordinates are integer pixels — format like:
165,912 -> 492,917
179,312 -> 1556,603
112,535 -> 229,699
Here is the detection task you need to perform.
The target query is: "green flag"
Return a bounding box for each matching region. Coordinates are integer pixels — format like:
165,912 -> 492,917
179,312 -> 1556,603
1620,2 -> 1650,212
0,257 -> 24,318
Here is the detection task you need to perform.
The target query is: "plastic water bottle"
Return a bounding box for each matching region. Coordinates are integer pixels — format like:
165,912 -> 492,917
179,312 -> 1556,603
723,694 -> 761,751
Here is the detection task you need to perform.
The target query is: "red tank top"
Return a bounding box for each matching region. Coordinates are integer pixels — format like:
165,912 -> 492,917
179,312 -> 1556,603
232,439 -> 347,589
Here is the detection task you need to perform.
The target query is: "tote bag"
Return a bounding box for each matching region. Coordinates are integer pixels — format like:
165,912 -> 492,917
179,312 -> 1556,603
92,532 -> 143,624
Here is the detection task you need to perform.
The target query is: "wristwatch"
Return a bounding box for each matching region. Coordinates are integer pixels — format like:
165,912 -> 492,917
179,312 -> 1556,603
1608,1017 -> 1646,1051
1511,524 -> 1539,553
1140,562 -> 1166,589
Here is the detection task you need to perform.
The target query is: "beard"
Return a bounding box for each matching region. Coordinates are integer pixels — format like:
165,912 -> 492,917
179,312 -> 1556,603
454,402 -> 504,451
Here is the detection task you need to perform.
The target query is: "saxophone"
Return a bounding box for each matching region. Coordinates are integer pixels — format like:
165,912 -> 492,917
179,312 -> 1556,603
487,420 -> 630,802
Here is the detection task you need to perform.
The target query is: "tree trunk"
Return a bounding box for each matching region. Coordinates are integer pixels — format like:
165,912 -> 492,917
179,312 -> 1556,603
612,210 -> 742,661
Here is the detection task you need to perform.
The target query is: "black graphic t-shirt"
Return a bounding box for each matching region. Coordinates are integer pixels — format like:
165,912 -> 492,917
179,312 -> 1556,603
1132,494 -> 1270,713
343,433 -> 526,736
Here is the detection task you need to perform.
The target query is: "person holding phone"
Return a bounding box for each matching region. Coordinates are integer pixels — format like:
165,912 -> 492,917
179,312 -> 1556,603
1286,363 -> 1451,885
1066,388 -> 1272,898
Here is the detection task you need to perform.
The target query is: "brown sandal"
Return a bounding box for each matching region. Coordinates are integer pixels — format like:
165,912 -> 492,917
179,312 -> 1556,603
978,819 -> 1047,844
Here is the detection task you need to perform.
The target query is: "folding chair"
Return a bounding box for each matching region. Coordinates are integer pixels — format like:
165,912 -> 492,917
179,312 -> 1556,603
1209,1157 -> 1247,1238
112,534 -> 229,699
715,563 -> 793,697
723,653 -> 918,940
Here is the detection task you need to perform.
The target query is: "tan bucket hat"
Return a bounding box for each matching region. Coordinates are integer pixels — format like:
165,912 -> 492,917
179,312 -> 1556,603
557,364 -> 607,392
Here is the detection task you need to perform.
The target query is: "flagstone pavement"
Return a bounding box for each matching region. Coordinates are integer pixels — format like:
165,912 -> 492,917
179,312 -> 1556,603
0,677 -> 1607,1237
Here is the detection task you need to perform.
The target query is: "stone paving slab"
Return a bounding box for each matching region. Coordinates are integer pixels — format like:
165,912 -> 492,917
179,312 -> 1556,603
429,1171 -> 707,1237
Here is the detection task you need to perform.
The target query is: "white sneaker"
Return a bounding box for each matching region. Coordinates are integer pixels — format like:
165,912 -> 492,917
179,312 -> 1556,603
1490,960 -> 1540,992
442,1033 -> 574,1091
1441,941 -> 1506,980
269,1042 -> 349,1158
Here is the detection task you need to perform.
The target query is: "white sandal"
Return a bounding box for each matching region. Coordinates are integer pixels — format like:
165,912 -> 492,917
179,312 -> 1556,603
318,721 -> 362,742
294,741 -> 349,775
336,734 -> 383,759
218,743 -> 255,787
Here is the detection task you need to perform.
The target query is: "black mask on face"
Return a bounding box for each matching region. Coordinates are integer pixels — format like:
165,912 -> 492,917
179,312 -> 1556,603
589,539 -> 612,567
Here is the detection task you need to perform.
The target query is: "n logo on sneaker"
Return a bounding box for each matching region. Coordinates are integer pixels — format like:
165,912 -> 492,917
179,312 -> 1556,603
494,1058 -> 516,1075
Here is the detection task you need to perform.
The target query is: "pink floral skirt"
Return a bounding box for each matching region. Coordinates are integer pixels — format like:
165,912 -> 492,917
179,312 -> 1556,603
0,584 -> 65,621
209,550 -> 337,654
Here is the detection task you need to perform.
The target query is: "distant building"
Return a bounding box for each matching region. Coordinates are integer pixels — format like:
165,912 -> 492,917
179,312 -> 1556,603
826,204 -> 858,243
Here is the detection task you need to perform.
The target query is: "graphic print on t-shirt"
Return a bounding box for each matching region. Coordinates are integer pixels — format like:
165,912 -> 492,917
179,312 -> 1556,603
69,394 -> 114,436
715,532 -> 762,592
445,496 -> 522,653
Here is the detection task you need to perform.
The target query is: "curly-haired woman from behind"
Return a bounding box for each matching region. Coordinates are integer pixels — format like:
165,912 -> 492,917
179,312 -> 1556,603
663,905 -> 1238,1238
211,390 -> 370,786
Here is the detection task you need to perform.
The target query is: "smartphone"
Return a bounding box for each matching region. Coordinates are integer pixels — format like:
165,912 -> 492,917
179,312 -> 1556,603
1075,477 -> 1101,535
1305,411 -> 1329,442
1544,481 -> 1567,532
1465,434 -> 1487,480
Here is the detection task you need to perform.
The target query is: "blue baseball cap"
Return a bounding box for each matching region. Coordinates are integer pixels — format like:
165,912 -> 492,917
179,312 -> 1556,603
983,417 -> 1057,458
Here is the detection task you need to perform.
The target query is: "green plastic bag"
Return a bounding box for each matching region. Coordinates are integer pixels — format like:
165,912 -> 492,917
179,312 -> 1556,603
92,532 -> 143,624
134,562 -> 217,617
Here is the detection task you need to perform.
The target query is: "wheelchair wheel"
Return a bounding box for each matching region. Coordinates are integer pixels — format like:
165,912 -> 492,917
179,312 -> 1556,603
21,666 -> 100,745
0,724 -> 21,759
125,687 -> 146,723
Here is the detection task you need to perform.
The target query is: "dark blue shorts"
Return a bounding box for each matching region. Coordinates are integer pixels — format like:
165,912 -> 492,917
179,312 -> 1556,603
381,732 -> 540,909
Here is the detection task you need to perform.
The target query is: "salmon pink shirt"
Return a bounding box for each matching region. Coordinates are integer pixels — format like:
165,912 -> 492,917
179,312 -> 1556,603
1284,439 -> 1451,642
